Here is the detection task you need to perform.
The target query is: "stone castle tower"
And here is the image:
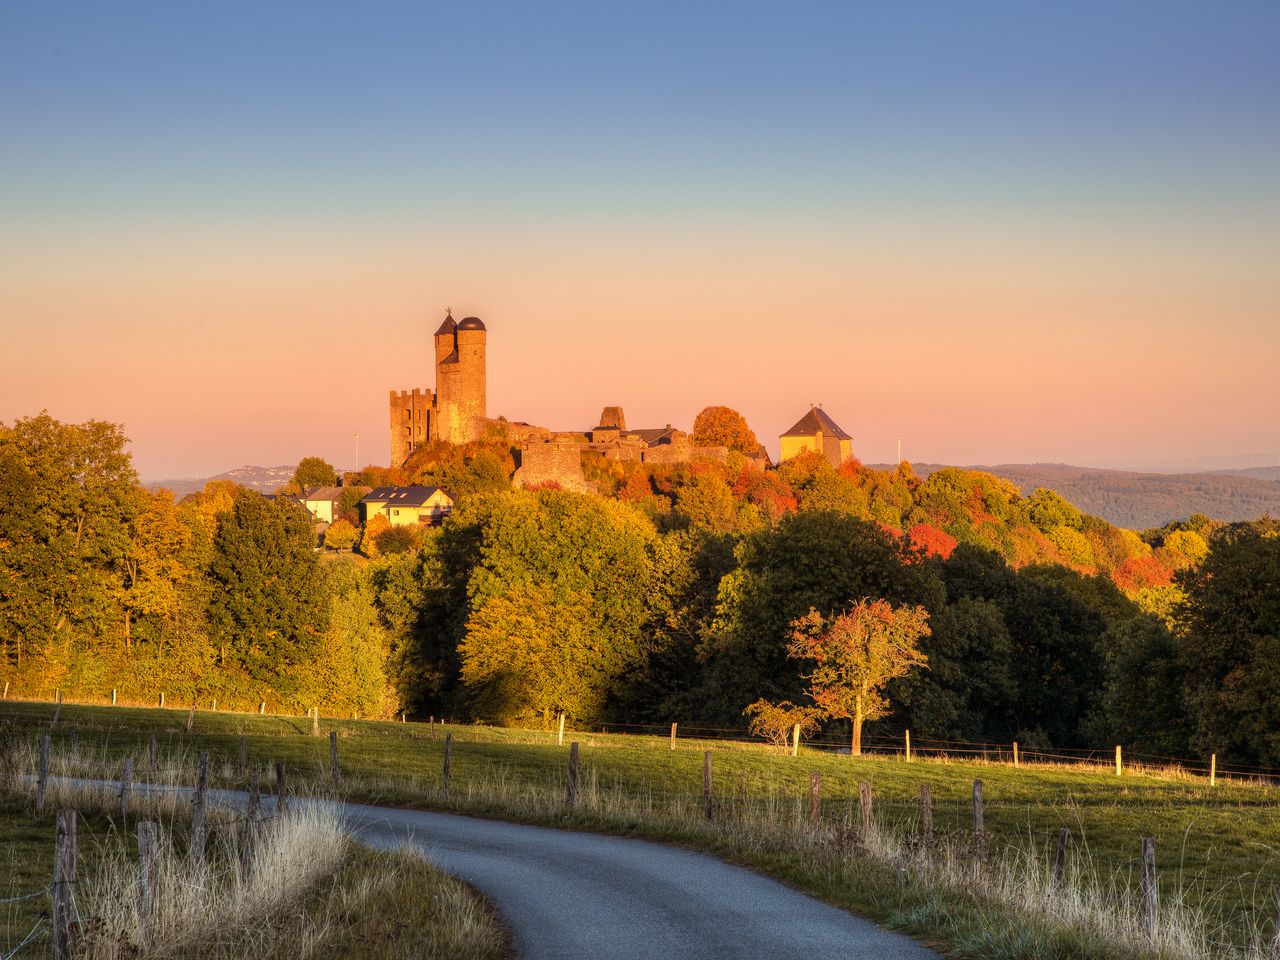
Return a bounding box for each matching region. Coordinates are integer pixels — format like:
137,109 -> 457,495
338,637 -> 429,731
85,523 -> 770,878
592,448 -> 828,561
389,310 -> 488,466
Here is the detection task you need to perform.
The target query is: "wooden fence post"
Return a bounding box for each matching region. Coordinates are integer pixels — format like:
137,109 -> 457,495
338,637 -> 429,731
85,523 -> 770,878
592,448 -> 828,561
859,780 -> 874,835
1052,827 -> 1070,893
919,784 -> 933,856
137,820 -> 158,925
110,687 -> 116,706
1,680 -> 8,699
1012,741 -> 1019,767
670,722 -> 677,751
238,736 -> 246,777
1210,753 -> 1216,787
442,732 -> 452,796
1115,745 -> 1123,776
258,701 -> 265,716
211,697 -> 217,712
567,742 -> 579,807
311,707 -> 320,737
149,734 -> 158,773
972,779 -> 987,865
557,712 -> 566,747
1140,837 -> 1158,936
159,691 -> 164,708
703,751 -> 713,822
791,723 -> 800,757
120,757 -> 133,819
808,771 -> 821,828
241,774 -> 260,881
275,761 -> 288,817
191,751 -> 208,865
905,729 -> 912,762
329,731 -> 341,784
53,808 -> 77,960
37,733 -> 50,813
185,704 -> 195,734
51,696 -> 61,727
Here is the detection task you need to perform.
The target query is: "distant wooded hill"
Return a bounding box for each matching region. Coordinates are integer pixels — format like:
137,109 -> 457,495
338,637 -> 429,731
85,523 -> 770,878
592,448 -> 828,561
148,465 -> 295,497
878,463 -> 1280,530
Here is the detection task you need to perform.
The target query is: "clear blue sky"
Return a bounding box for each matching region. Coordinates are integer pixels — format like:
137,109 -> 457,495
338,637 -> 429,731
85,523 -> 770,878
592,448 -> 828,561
2,2 -> 1278,476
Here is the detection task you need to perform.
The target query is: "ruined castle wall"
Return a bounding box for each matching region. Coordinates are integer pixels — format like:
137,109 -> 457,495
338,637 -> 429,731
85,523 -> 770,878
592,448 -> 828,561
389,388 -> 436,467
642,444 -> 728,465
513,441 -> 593,493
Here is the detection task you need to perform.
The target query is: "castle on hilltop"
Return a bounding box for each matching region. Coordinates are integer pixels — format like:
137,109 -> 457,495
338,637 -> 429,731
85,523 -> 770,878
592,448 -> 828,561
389,310 -> 841,486
389,310 -> 487,465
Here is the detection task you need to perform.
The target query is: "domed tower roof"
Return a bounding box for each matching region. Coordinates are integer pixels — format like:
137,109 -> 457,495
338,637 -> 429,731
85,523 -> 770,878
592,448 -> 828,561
434,309 -> 457,336
456,316 -> 486,331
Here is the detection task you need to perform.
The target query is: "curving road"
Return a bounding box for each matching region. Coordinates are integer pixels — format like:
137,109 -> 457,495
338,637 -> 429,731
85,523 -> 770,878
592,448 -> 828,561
58,779 -> 939,959
341,802 -> 939,960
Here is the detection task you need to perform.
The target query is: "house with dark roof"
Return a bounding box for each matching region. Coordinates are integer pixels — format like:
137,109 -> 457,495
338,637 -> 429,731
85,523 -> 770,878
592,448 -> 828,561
361,485 -> 454,528
779,406 -> 854,467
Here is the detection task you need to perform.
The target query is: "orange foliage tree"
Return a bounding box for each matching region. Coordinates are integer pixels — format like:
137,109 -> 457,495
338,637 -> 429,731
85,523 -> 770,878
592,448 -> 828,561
691,405 -> 760,453
787,600 -> 931,756
743,699 -> 822,750
906,523 -> 958,560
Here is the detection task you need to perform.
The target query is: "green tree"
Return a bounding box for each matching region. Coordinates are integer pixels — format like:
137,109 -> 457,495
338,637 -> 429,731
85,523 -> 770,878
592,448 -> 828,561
441,489 -> 661,722
0,413 -> 142,680
293,557 -> 396,718
461,583 -> 606,723
787,600 -> 931,755
207,490 -> 330,701
1176,519 -> 1280,765
293,456 -> 337,491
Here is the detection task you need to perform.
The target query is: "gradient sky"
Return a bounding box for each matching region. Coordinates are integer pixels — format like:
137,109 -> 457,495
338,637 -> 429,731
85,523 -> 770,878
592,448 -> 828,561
2,2 -> 1278,479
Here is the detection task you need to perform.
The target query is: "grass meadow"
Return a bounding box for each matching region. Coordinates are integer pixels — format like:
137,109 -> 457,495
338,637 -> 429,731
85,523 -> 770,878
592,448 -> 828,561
3,698 -> 1280,959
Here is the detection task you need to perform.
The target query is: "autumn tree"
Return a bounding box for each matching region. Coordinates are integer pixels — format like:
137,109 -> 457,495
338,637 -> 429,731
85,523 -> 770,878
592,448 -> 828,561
293,456 -> 338,491
323,518 -> 358,550
692,406 -> 760,454
121,490 -> 194,648
359,514 -> 392,557
787,600 -> 931,755
743,699 -> 821,750
706,511 -> 943,720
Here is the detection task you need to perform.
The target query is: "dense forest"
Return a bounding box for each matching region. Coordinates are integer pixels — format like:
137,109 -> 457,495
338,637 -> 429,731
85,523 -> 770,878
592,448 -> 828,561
3,411 -> 1278,766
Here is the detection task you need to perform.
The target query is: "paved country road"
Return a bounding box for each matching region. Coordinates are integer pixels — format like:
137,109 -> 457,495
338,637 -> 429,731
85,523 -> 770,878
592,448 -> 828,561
59,780 -> 941,960
341,802 -> 940,960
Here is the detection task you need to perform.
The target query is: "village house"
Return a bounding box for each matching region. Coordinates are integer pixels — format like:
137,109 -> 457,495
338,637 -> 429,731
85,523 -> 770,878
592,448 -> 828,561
361,485 -> 454,527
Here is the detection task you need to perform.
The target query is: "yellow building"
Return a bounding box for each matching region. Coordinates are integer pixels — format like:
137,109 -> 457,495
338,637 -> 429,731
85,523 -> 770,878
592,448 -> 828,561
360,485 -> 454,528
779,407 -> 854,467
300,485 -> 349,524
